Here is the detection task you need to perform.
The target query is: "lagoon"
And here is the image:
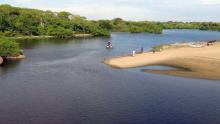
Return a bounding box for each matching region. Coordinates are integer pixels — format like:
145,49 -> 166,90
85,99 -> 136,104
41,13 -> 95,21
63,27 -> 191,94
1,30 -> 220,124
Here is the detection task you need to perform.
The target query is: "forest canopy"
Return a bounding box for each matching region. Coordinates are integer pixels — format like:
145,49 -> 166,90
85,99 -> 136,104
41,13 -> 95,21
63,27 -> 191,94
0,4 -> 220,38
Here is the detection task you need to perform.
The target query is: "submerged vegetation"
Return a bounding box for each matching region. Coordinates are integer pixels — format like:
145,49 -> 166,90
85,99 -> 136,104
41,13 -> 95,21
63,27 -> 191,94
0,4 -> 220,39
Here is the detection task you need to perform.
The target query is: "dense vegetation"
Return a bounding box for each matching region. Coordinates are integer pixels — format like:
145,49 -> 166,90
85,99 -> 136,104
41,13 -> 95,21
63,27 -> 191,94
0,37 -> 20,57
0,4 -> 110,38
0,4 -> 162,38
162,22 -> 220,31
0,4 -> 220,39
109,18 -> 163,33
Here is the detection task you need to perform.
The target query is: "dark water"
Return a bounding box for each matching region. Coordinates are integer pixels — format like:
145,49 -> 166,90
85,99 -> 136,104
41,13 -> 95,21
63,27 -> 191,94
1,30 -> 220,124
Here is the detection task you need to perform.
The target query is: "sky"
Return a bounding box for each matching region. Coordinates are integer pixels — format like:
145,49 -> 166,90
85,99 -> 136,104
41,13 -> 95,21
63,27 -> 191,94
0,0 -> 220,22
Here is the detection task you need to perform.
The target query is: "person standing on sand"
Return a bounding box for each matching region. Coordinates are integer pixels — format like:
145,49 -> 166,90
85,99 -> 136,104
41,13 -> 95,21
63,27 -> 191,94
132,50 -> 135,56
207,42 -> 210,46
141,47 -> 144,53
153,50 -> 156,54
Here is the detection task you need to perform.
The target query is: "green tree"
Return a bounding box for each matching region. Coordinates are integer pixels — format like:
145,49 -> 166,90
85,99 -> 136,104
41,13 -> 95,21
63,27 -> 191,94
57,11 -> 71,20
47,26 -> 73,38
0,37 -> 20,57
71,16 -> 87,33
98,20 -> 112,30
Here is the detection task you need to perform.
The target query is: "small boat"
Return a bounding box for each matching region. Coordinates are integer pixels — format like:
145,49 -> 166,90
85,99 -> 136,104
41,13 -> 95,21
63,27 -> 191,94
106,41 -> 113,49
106,45 -> 113,49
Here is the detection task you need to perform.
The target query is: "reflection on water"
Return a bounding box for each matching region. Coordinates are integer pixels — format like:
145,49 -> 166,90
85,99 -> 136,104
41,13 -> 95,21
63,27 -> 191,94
1,30 -> 220,124
141,65 -> 177,71
0,60 -> 21,75
17,37 -> 110,49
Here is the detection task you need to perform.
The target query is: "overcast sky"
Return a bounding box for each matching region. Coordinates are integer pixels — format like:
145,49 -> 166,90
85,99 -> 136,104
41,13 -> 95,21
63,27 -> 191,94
0,0 -> 220,22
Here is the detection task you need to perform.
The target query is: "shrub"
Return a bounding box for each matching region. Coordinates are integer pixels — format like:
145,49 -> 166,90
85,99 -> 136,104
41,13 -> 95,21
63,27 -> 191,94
0,37 -> 20,57
47,26 -> 73,38
152,45 -> 163,52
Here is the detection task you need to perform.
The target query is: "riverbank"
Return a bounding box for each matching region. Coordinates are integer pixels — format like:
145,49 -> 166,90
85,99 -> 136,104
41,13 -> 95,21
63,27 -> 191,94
104,41 -> 220,80
6,55 -> 26,61
8,35 -> 55,40
0,57 -> 3,65
0,55 -> 26,65
7,34 -> 94,40
73,34 -> 93,38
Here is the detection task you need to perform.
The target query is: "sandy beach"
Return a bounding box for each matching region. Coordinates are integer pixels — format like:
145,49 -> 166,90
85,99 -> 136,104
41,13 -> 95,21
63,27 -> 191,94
104,41 -> 220,80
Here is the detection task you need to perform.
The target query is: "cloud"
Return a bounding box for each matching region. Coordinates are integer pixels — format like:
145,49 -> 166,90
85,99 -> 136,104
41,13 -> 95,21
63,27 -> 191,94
1,0 -> 220,21
200,0 -> 220,5
39,4 -> 154,21
12,0 -> 34,4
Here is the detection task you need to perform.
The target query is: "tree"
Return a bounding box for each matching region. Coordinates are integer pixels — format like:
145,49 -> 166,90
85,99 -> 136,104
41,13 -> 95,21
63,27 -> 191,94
57,11 -> 72,20
71,16 -> 87,33
112,18 -> 123,25
0,37 -> 20,57
98,20 -> 112,30
47,26 -> 73,38
2,4 -> 220,37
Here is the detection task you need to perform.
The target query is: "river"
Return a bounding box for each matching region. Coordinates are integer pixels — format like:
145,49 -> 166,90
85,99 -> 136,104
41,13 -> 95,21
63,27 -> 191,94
1,30 -> 220,124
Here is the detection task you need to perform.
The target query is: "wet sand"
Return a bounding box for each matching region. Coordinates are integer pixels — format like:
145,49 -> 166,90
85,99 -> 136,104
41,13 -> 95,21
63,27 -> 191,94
104,42 -> 220,80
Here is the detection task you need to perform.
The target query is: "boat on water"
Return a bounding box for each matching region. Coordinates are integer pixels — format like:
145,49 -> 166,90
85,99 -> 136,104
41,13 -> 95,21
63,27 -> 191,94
106,41 -> 113,49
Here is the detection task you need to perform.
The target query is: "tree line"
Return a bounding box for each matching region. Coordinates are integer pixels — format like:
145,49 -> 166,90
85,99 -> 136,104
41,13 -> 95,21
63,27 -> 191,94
0,4 -> 110,38
0,4 -> 163,38
0,4 -> 220,39
162,21 -> 220,31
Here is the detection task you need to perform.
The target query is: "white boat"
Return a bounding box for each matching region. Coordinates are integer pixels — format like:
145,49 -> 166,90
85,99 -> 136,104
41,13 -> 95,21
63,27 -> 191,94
106,41 -> 113,49
106,45 -> 113,49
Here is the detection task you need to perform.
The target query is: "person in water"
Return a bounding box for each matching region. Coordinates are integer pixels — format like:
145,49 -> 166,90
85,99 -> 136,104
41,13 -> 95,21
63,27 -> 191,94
106,41 -> 112,48
107,41 -> 111,45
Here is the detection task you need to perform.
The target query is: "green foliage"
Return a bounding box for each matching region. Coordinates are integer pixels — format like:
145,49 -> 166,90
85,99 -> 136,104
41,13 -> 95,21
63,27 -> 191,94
90,27 -> 110,37
1,4 -> 220,39
0,37 -> 20,56
162,22 -> 220,31
152,45 -> 163,52
57,11 -> 71,20
98,20 -> 112,30
71,16 -> 87,33
110,19 -> 163,33
37,26 -> 46,35
47,26 -> 73,38
0,4 -> 110,38
84,21 -> 110,36
128,21 -> 163,33
111,18 -> 129,32
130,26 -> 142,33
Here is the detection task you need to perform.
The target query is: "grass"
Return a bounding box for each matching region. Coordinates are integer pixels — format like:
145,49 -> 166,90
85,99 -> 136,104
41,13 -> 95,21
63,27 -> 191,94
152,45 -> 164,52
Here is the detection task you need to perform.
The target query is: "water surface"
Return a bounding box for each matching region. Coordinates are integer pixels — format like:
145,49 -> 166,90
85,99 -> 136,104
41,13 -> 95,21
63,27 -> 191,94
1,30 -> 220,124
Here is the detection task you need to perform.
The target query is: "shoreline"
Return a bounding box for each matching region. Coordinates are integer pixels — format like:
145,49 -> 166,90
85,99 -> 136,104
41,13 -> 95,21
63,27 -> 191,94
0,55 -> 26,65
8,35 -> 55,40
7,33 -> 94,40
0,57 -> 3,65
73,34 -> 93,38
143,57 -> 220,80
104,41 -> 220,80
6,55 -> 26,61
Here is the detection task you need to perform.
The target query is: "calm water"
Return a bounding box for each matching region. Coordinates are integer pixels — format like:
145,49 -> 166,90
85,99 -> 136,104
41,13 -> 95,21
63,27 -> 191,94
1,30 -> 220,124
